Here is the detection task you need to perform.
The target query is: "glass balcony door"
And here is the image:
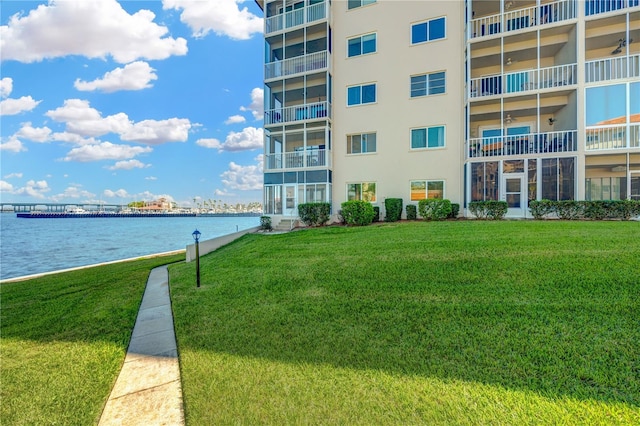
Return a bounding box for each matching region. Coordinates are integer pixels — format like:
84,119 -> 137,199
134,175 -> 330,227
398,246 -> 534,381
501,173 -> 526,217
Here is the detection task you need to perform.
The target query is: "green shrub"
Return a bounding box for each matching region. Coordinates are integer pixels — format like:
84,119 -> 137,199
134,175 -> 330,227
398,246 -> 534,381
418,199 -> 452,221
298,202 -> 331,227
384,198 -> 403,222
556,200 -> 583,220
259,216 -> 272,231
469,201 -> 508,220
449,203 -> 460,219
583,201 -> 607,220
373,206 -> 380,222
406,204 -> 417,220
529,199 -> 554,219
340,200 -> 376,226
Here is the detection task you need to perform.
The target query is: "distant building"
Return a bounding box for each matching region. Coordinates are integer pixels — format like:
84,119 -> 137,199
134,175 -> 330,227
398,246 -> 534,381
138,198 -> 172,212
254,0 -> 640,221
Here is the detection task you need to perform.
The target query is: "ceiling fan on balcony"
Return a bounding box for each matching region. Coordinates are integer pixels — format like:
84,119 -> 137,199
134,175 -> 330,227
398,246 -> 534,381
612,38 -> 633,55
504,113 -> 517,124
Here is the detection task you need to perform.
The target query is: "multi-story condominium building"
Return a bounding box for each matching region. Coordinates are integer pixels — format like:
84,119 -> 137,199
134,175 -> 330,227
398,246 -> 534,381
255,0 -> 639,221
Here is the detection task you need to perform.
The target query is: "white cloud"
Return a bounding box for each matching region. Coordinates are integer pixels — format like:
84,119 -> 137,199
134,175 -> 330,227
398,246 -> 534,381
51,185 -> 95,201
240,87 -> 263,120
120,118 -> 191,144
46,99 -> 191,144
13,180 -> 50,198
220,161 -> 263,191
0,0 -> 188,63
0,136 -> 27,152
214,188 -> 234,197
46,99 -> 132,137
0,180 -> 14,192
0,77 -> 13,98
50,132 -> 100,145
145,176 -> 158,181
104,189 -> 129,198
222,127 -> 263,152
63,142 -> 152,162
106,159 -> 150,170
4,172 -> 23,179
196,138 -> 222,149
162,0 -> 262,40
16,123 -> 52,142
0,96 -> 41,115
225,114 -> 246,125
74,61 -> 158,93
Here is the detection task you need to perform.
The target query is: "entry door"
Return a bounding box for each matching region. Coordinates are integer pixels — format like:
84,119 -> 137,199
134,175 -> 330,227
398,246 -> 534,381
284,185 -> 297,216
501,173 -> 526,217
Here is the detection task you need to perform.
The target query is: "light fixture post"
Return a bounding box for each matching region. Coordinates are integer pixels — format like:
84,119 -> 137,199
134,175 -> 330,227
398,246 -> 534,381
192,229 -> 201,288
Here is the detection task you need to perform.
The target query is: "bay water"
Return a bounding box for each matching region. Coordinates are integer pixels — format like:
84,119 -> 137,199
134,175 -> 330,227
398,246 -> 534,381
0,213 -> 259,280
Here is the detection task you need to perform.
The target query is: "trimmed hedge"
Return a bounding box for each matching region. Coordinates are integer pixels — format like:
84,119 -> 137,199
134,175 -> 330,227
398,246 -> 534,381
406,204 -> 418,220
529,200 -> 640,220
384,198 -> 403,222
418,199 -> 452,221
298,202 -> 331,227
373,206 -> 380,222
340,200 -> 376,226
259,216 -> 272,231
469,200 -> 508,220
449,203 -> 460,219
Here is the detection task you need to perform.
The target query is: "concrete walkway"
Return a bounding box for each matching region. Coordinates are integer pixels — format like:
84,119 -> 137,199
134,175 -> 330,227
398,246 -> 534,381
99,266 -> 185,426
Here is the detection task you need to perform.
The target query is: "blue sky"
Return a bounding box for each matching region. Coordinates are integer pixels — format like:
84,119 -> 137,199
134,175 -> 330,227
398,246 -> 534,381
0,0 -> 265,207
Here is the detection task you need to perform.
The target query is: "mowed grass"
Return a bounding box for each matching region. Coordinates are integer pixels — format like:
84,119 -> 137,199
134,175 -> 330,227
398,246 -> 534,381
169,221 -> 640,425
0,253 -> 184,426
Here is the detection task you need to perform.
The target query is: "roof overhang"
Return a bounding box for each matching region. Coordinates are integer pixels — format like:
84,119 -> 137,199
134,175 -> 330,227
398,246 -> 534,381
255,0 -> 264,11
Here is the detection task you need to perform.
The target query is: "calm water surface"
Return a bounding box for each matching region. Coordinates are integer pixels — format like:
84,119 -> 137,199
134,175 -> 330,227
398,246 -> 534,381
0,213 -> 259,280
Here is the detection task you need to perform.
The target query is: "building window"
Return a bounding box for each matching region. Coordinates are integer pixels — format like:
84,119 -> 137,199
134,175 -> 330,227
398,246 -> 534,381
347,83 -> 376,106
410,180 -> 445,201
471,162 -> 499,201
411,17 -> 446,44
348,33 -> 376,57
348,0 -> 376,10
347,132 -> 377,154
411,126 -> 445,149
347,182 -> 376,202
411,72 -> 445,97
541,157 -> 576,201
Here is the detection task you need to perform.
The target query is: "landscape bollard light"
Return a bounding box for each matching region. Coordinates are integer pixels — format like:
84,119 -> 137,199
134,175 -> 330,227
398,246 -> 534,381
192,229 -> 201,288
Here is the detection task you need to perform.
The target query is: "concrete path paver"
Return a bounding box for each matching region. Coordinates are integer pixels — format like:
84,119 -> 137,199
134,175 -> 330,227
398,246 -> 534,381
99,266 -> 184,426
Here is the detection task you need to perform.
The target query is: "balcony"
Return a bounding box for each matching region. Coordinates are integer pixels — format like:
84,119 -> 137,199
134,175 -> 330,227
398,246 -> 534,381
585,54 -> 640,83
469,63 -> 576,99
265,101 -> 331,125
585,0 -> 640,16
265,1 -> 327,35
469,0 -> 576,40
265,51 -> 330,81
264,148 -> 331,170
466,130 -> 577,159
586,123 -> 640,150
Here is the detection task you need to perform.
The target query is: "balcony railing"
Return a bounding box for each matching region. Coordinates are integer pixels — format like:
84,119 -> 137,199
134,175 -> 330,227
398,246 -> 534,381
265,51 -> 330,80
265,1 -> 327,35
265,101 -> 331,125
264,148 -> 331,170
585,0 -> 639,16
466,130 -> 577,159
469,0 -> 576,39
585,54 -> 640,83
470,63 -> 576,98
586,123 -> 640,150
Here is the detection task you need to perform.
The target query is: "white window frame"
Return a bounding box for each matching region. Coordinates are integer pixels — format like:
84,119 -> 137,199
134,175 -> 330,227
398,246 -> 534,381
347,83 -> 377,106
347,32 -> 377,58
347,182 -> 377,202
411,16 -> 447,45
409,180 -> 446,201
347,132 -> 377,155
410,71 -> 446,98
347,0 -> 377,10
410,125 -> 446,150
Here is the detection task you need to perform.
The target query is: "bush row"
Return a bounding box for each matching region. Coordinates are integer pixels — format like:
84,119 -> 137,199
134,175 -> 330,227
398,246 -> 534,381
298,202 -> 331,226
468,201 -> 508,220
529,200 -> 640,220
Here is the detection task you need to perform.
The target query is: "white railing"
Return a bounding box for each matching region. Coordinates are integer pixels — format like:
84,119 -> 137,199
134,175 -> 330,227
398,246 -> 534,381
469,63 -> 576,98
265,101 -> 330,125
469,0 -> 576,39
585,54 -> 640,83
585,0 -> 639,16
265,51 -> 329,80
264,148 -> 331,170
265,1 -> 327,35
586,124 -> 640,150
466,130 -> 577,159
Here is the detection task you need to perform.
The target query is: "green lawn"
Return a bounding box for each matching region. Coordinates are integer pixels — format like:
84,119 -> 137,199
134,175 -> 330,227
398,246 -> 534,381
0,253 -> 184,426
168,221 -> 640,425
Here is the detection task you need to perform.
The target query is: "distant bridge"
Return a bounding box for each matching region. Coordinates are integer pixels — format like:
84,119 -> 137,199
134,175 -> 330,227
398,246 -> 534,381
0,202 -> 129,213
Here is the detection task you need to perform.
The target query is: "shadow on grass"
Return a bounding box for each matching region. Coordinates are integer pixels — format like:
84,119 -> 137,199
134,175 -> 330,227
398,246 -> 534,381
169,224 -> 640,408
